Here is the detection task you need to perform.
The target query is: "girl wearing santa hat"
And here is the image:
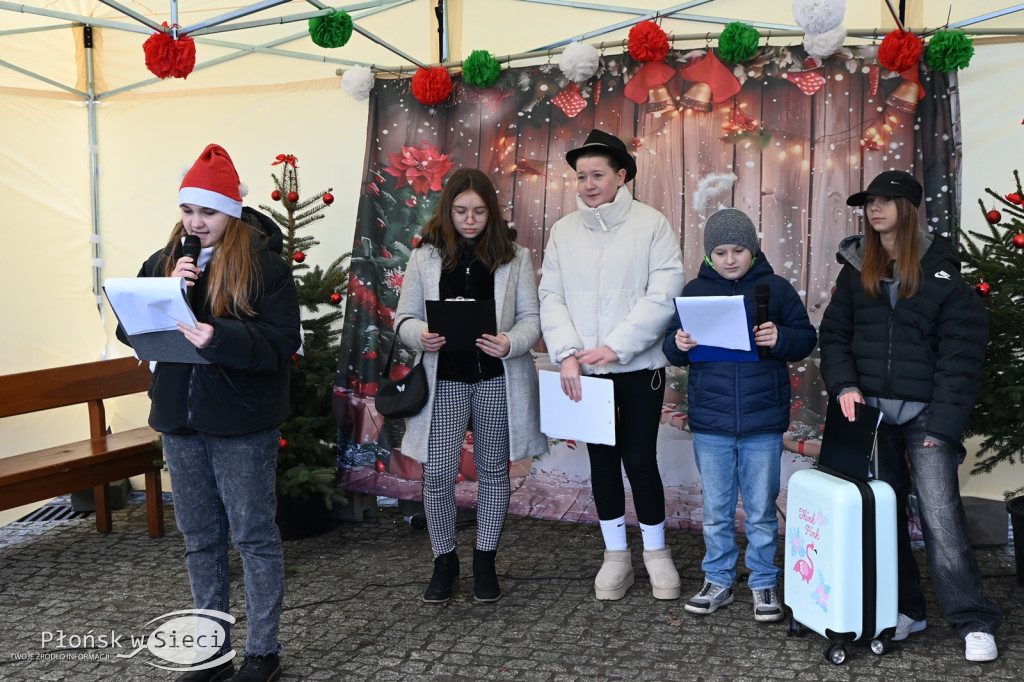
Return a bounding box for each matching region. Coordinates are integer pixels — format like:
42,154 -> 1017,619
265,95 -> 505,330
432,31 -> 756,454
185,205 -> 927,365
117,144 -> 300,682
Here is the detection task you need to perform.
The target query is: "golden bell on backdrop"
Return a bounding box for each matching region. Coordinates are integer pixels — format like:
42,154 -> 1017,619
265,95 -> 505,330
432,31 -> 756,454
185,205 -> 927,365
644,85 -> 677,117
680,81 -> 712,112
885,80 -> 920,114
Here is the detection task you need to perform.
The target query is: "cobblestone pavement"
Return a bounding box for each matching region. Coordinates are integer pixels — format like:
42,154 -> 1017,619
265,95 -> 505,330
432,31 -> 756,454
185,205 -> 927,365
0,493 -> 1019,681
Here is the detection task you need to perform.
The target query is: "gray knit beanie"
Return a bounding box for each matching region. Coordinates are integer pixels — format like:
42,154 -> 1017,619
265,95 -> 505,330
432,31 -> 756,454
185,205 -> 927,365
703,208 -> 760,256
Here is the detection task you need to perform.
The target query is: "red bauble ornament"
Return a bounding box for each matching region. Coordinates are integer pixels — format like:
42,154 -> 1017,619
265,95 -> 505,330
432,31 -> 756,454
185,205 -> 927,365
287,191 -> 299,203
322,192 -> 334,205
293,251 -> 306,263
375,460 -> 386,473
279,438 -> 288,449
271,190 -> 281,201
1013,234 -> 1024,249
411,66 -> 453,105
975,282 -> 991,297
330,292 -> 342,305
985,209 -> 1001,224
1007,192 -> 1023,205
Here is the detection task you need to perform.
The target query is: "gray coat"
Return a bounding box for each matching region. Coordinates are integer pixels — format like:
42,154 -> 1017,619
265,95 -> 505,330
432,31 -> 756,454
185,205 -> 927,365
395,244 -> 548,463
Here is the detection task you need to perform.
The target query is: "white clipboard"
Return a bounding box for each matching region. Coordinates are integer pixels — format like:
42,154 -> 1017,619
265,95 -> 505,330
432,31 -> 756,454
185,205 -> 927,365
538,370 -> 615,446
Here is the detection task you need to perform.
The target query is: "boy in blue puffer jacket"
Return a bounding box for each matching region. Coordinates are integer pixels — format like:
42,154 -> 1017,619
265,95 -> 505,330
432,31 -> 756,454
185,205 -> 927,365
662,208 -> 816,622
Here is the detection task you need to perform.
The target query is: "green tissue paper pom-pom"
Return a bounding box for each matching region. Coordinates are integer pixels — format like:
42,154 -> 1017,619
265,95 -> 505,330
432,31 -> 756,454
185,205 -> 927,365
462,50 -> 502,88
926,30 -> 974,72
309,11 -> 354,49
718,21 -> 760,64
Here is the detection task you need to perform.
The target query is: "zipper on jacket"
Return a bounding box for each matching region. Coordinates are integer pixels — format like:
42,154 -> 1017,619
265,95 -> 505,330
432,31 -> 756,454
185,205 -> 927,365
464,262 -> 483,375
884,309 -> 895,396
186,364 -> 197,429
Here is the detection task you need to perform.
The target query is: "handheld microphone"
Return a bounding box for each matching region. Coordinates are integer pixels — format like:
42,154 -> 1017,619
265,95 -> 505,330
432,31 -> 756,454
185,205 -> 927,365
182,235 -> 202,271
755,283 -> 771,359
182,235 -> 202,305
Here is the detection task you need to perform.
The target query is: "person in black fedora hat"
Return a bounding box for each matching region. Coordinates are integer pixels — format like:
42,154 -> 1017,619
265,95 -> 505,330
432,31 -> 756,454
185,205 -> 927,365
539,129 -> 684,602
564,128 -> 638,183
819,169 -> 1001,662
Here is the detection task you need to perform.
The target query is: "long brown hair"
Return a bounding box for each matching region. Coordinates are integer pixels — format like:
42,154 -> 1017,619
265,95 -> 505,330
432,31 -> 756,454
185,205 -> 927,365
860,196 -> 921,299
162,217 -> 259,318
418,168 -> 517,272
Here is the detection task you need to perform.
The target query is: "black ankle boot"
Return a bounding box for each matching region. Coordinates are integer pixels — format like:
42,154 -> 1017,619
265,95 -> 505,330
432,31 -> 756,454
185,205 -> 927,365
473,548 -> 501,602
423,550 -> 459,603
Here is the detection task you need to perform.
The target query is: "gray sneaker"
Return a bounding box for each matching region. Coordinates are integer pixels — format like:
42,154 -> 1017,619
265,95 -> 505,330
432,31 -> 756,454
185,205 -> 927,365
684,581 -> 733,614
752,586 -> 784,622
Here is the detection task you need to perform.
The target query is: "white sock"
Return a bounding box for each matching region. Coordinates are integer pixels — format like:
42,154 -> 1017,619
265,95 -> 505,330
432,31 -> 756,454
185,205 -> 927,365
599,516 -> 628,551
639,521 -> 666,550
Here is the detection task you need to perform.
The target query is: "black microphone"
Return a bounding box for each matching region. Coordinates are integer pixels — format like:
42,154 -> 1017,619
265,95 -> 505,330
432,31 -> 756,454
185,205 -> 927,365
182,235 -> 202,304
755,283 -> 770,359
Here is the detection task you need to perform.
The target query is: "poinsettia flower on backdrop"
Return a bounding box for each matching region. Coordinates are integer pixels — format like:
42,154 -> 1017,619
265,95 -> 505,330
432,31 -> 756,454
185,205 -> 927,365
383,141 -> 454,194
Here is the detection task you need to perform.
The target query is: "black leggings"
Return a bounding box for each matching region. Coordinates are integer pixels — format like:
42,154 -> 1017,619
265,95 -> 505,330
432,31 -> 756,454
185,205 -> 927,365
587,368 -> 666,525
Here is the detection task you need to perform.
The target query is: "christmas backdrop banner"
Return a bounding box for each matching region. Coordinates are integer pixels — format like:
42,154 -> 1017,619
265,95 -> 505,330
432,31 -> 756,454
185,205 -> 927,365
334,45 -> 957,532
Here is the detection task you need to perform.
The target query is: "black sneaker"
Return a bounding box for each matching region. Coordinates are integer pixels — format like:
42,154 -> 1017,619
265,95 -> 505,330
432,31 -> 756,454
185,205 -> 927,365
232,653 -> 282,682
175,660 -> 234,682
684,581 -> 734,615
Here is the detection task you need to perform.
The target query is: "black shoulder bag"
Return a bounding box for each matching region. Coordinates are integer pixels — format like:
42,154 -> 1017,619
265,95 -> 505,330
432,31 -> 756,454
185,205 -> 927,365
375,317 -> 429,418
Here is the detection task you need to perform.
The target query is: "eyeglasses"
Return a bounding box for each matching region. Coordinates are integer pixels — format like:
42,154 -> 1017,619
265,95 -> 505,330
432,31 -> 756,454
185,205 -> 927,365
452,208 -> 488,222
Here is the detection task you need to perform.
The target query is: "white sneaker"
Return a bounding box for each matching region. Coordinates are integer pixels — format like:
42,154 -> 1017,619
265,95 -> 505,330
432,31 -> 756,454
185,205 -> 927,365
964,632 -> 998,662
893,613 -> 927,641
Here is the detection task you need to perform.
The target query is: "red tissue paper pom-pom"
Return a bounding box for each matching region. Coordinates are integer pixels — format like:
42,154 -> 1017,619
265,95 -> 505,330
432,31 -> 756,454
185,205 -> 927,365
628,20 -> 670,63
411,67 -> 453,105
143,22 -> 196,79
878,30 -> 923,74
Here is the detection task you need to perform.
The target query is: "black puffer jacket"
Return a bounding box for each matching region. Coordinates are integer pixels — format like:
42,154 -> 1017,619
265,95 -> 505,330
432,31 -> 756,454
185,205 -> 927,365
818,232 -> 987,442
118,207 -> 301,436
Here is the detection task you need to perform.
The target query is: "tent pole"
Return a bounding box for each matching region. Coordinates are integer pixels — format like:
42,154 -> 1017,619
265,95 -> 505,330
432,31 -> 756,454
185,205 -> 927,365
84,25 -> 103,313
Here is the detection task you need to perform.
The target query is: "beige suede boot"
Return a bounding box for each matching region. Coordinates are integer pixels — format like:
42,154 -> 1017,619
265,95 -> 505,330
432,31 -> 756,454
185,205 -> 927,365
642,547 -> 681,600
594,550 -> 634,600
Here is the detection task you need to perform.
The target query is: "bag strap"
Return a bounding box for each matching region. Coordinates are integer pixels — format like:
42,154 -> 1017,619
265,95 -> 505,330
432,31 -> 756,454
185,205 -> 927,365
383,317 -> 419,378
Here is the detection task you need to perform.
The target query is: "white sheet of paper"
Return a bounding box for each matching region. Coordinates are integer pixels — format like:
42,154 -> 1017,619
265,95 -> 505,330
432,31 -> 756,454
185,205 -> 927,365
673,295 -> 750,351
538,369 -> 615,446
104,277 -> 197,335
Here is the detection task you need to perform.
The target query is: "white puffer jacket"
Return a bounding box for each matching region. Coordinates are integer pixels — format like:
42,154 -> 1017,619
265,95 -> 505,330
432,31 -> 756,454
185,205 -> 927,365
538,186 -> 685,374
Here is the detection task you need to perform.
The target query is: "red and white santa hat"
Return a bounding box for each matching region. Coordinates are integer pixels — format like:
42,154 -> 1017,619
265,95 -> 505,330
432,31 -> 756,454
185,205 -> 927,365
179,144 -> 247,218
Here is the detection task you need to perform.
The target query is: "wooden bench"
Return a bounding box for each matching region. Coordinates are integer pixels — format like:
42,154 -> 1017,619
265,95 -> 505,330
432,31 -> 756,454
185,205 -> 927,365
0,357 -> 165,537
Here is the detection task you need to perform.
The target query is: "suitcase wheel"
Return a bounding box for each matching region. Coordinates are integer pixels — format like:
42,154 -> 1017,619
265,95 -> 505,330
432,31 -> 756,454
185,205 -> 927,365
825,643 -> 847,665
870,637 -> 890,656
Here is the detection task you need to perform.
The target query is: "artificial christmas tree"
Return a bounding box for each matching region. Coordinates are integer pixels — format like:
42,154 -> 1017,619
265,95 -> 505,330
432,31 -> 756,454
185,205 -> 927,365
958,170 -> 1024,494
258,154 -> 350,537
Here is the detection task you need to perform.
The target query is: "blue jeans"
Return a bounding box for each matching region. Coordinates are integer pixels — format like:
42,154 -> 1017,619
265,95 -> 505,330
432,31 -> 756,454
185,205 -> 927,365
163,428 -> 284,657
876,415 -> 1002,637
692,432 -> 782,589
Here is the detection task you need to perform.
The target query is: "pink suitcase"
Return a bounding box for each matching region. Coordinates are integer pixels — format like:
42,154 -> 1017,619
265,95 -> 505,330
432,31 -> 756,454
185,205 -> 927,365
784,466 -> 898,665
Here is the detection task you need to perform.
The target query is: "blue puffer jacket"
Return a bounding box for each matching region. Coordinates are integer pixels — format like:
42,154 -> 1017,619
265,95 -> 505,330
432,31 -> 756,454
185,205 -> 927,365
662,255 -> 817,436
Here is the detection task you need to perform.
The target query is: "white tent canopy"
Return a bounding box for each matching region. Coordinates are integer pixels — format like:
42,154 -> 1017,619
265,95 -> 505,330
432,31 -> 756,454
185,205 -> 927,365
1,1 -> 1022,511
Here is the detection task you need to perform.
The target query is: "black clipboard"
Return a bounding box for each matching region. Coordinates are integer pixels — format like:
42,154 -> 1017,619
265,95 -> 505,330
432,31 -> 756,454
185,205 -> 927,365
103,285 -> 211,364
425,298 -> 497,352
818,397 -> 882,481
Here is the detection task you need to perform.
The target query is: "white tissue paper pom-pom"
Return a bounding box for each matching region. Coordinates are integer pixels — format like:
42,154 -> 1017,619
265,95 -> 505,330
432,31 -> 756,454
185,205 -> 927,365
558,42 -> 600,83
803,24 -> 847,61
341,65 -> 375,101
792,0 -> 846,36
